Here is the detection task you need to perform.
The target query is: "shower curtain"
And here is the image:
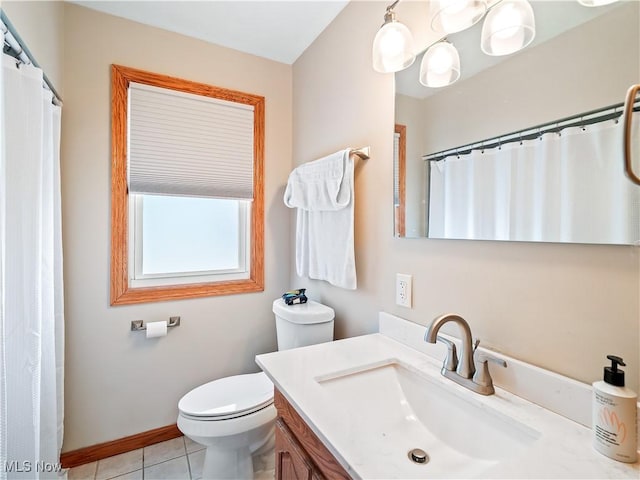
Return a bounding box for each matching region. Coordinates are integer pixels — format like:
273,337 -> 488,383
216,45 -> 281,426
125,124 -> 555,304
429,115 -> 640,244
0,51 -> 64,478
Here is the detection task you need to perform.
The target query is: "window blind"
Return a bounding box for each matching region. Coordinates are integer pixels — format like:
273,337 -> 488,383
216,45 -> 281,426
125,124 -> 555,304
128,82 -> 255,200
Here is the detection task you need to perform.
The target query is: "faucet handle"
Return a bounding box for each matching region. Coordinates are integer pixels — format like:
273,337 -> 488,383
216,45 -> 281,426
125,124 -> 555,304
436,336 -> 458,371
472,351 -> 507,391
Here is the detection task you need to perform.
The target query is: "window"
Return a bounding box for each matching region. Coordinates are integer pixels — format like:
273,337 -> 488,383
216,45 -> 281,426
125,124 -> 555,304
129,195 -> 250,287
111,65 -> 264,305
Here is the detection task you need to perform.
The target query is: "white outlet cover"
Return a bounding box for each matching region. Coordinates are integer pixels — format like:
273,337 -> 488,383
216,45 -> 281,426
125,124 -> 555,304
396,273 -> 412,308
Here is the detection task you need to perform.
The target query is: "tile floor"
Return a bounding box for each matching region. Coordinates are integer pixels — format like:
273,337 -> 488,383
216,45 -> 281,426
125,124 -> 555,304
67,436 -> 275,480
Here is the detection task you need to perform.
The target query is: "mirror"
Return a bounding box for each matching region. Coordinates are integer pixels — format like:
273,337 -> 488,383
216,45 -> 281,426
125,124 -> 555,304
394,1 -> 640,244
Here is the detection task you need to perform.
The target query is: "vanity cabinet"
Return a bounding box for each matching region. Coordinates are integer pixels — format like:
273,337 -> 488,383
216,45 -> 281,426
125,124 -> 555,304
275,419 -> 322,480
274,388 -> 350,480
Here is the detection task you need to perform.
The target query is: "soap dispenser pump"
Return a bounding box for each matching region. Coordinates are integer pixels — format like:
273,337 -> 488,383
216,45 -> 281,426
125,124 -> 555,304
592,355 -> 638,463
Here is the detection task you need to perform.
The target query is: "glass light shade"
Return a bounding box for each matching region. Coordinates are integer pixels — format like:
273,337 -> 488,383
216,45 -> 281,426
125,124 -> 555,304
419,42 -> 461,88
431,0 -> 488,34
577,0 -> 618,6
372,20 -> 416,73
481,0 -> 535,56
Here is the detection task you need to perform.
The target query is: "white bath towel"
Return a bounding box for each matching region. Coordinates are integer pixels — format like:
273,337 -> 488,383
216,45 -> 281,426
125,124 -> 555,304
284,149 -> 356,290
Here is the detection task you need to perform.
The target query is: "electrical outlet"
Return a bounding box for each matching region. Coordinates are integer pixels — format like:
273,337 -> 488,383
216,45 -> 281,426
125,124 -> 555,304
396,273 -> 412,308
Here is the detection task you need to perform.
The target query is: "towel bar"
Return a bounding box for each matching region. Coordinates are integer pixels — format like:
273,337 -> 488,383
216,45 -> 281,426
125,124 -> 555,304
623,84 -> 640,185
350,147 -> 370,160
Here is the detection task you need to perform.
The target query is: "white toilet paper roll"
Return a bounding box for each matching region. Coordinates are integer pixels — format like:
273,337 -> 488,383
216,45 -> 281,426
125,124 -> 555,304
146,321 -> 167,338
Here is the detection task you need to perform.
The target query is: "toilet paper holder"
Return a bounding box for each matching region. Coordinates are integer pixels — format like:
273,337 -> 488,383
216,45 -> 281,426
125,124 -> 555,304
130,316 -> 181,331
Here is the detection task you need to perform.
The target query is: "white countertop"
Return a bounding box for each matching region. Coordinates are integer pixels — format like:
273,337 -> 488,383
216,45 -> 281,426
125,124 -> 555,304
256,315 -> 639,479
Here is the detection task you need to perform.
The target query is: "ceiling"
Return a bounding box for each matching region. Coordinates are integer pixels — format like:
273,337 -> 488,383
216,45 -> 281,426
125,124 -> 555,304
71,1 -> 623,90
72,1 -> 349,64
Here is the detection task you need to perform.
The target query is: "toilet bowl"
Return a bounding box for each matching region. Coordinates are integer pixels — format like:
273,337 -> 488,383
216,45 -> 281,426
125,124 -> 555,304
177,372 -> 276,479
177,299 -> 334,480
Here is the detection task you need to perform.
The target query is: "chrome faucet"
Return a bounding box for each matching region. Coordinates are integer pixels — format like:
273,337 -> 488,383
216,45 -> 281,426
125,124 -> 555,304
424,313 -> 506,395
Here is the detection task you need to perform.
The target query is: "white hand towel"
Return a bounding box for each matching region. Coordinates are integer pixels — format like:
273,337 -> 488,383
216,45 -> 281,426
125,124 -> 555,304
284,149 -> 356,290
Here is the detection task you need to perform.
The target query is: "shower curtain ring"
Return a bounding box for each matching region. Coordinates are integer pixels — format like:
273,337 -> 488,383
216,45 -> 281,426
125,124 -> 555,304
580,116 -> 586,131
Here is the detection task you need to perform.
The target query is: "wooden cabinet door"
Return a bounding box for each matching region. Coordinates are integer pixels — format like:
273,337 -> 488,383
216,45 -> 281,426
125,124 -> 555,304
275,419 -> 324,480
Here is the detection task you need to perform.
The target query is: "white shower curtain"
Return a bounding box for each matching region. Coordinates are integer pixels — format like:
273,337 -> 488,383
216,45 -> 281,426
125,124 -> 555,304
0,50 -> 64,478
429,114 -> 640,244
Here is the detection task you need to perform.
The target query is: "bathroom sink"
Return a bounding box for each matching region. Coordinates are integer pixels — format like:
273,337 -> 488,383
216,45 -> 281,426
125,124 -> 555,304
258,321 -> 638,479
316,359 -> 541,478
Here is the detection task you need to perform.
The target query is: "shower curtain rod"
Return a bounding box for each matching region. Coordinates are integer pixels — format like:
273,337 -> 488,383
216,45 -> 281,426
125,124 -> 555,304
424,98 -> 640,162
0,11 -> 62,106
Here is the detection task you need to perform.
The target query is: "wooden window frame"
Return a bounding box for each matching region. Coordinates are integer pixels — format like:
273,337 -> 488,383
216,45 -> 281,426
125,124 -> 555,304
394,124 -> 407,238
110,65 -> 264,305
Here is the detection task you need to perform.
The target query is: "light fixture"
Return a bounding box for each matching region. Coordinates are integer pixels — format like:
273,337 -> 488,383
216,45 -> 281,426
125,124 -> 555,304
577,0 -> 618,6
431,0 -> 488,34
374,0 -> 538,88
481,0 -> 535,56
372,0 -> 416,73
419,41 -> 461,88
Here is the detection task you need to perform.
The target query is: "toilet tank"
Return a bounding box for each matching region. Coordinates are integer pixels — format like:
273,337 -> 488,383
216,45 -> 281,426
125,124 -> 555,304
272,299 -> 334,351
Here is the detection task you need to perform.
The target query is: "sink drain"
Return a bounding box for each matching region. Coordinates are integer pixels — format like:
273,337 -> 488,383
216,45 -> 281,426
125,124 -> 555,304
408,448 -> 429,464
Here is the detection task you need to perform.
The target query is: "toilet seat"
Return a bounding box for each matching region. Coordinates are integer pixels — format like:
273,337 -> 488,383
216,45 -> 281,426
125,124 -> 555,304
178,372 -> 274,421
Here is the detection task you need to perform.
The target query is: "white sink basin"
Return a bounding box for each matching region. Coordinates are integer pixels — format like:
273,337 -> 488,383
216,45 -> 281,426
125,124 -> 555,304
317,360 -> 540,478
257,327 -> 639,479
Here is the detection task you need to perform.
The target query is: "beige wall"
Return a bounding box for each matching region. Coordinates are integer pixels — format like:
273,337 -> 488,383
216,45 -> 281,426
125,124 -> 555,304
1,0 -> 64,96
61,4 -> 292,451
293,1 -> 639,393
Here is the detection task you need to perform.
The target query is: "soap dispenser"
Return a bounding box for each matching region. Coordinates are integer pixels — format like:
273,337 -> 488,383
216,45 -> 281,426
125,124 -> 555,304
592,355 -> 638,463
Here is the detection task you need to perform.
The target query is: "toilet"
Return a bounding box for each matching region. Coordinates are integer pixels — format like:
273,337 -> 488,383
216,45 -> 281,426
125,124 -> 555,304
177,298 -> 335,479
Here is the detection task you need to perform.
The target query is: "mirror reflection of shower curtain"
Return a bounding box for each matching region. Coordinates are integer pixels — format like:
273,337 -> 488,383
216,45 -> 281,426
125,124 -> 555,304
428,115 -> 640,244
0,52 -> 64,477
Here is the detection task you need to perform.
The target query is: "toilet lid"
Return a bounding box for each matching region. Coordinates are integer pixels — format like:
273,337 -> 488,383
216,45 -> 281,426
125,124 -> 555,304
178,372 -> 273,419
